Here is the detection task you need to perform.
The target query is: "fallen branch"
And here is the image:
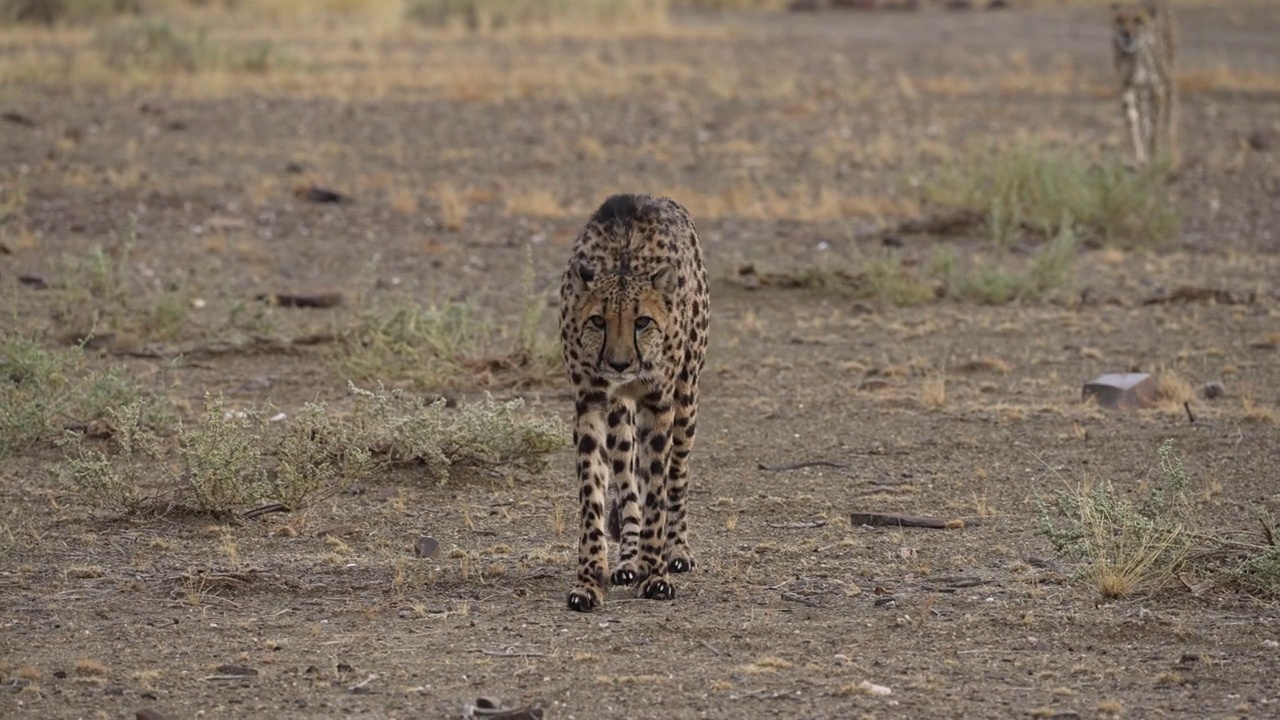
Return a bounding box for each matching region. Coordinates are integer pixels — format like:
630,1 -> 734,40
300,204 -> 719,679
757,460 -> 850,472
850,512 -> 970,529
766,520 -> 828,529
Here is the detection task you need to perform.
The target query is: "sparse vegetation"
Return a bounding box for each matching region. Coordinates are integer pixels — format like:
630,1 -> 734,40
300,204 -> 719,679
736,223 -> 1077,306
95,17 -> 276,73
0,333 -> 169,460
328,251 -> 559,390
1040,440 -> 1280,600
404,0 -> 669,33
59,384 -> 565,515
51,237 -> 192,345
347,382 -> 565,483
925,144 -> 1179,249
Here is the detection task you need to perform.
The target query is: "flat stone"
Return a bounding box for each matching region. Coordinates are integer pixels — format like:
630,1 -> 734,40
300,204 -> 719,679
414,536 -> 441,559
1082,373 -> 1157,411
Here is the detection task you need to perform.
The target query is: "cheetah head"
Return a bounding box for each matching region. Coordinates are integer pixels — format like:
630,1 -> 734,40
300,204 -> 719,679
566,260 -> 676,387
1112,3 -> 1157,54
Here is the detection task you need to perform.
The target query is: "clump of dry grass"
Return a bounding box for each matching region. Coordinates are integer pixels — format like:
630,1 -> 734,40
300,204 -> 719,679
1154,370 -> 1195,414
434,183 -> 468,230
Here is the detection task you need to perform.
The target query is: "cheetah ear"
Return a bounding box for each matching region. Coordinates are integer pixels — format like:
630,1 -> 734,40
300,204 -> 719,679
573,260 -> 596,291
650,266 -> 677,293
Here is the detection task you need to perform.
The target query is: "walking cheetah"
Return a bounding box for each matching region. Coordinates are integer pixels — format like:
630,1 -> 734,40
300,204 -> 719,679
1112,1 -> 1178,168
558,194 -> 709,612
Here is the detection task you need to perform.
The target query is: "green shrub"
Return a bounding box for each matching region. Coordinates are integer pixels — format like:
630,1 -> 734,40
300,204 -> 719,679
58,385 -> 566,515
925,143 -> 1178,248
0,334 -> 167,459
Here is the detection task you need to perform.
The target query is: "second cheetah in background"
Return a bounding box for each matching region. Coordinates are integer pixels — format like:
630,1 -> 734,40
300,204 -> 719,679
1112,1 -> 1178,168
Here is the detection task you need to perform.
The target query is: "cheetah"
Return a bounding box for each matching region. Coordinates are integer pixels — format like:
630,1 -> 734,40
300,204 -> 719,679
558,194 -> 709,613
1112,1 -> 1178,168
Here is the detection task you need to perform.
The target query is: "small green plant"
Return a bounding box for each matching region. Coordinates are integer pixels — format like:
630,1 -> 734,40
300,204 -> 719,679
56,400 -> 159,512
0,333 -> 167,459
950,221 -> 1078,304
733,226 -> 1075,307
1038,439 -> 1196,599
329,248 -> 559,389
925,143 -> 1178,248
51,231 -> 192,344
271,402 -> 373,509
92,17 -> 276,75
96,18 -> 203,73
1236,510 -> 1280,596
179,396 -> 270,513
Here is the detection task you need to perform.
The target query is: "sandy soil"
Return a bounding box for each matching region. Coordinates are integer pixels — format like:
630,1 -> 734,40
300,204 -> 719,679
2,3 -> 1280,718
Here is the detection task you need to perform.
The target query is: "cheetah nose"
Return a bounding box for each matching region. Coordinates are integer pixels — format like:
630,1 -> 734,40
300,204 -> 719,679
606,358 -> 631,372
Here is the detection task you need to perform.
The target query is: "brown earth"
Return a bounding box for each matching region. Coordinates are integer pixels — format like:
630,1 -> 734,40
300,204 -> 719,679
3,3 -> 1280,719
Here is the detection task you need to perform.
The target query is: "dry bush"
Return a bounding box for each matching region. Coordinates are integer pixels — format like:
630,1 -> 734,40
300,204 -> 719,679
1038,439 -> 1195,599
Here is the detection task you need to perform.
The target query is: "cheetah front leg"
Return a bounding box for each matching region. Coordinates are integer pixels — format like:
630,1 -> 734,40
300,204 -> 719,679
665,382 -> 699,574
634,396 -> 675,601
568,394 -> 610,612
1122,87 -> 1148,167
605,399 -> 646,587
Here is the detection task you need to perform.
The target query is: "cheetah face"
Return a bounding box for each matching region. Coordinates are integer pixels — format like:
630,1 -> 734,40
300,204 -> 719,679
1112,4 -> 1156,54
568,261 -> 675,387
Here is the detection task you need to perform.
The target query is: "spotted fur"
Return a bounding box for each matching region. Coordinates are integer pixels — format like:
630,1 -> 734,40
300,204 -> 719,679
1113,1 -> 1178,168
558,194 -> 709,612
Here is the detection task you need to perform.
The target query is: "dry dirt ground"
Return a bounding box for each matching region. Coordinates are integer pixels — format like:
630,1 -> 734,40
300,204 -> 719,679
3,2 -> 1280,719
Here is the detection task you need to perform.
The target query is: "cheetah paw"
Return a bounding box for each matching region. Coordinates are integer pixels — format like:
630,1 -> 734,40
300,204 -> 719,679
639,576 -> 675,601
610,561 -> 647,587
667,554 -> 696,574
567,586 -> 601,612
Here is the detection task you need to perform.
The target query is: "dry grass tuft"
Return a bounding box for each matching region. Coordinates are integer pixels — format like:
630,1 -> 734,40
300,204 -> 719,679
435,183 -> 468,230
1240,396 -> 1278,425
73,658 -> 109,676
503,187 -> 567,218
1154,370 -> 1195,414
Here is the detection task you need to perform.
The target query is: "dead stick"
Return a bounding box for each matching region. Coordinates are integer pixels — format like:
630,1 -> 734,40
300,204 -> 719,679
850,512 -> 968,529
1183,401 -> 1195,423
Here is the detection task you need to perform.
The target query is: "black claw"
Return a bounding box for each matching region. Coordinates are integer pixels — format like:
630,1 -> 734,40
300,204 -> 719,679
567,590 -> 598,612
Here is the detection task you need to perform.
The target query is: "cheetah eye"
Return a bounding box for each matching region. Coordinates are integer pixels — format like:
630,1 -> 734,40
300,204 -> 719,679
635,317 -> 653,330
588,315 -> 606,329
